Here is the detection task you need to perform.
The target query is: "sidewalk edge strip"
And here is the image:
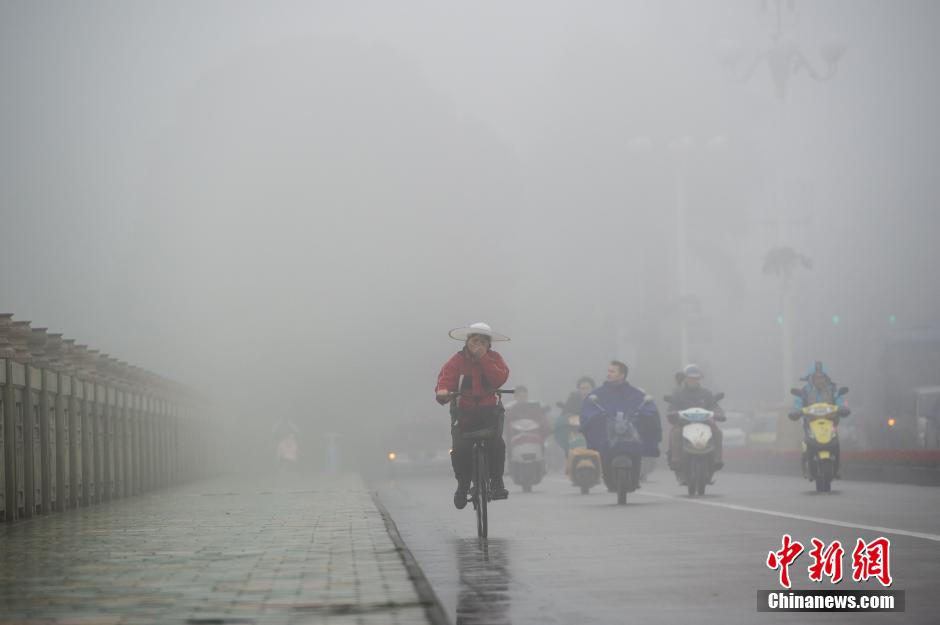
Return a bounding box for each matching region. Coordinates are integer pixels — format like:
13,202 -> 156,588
371,491 -> 452,625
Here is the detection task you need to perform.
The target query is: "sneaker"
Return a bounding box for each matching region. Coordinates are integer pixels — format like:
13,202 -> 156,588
491,477 -> 509,500
454,483 -> 470,510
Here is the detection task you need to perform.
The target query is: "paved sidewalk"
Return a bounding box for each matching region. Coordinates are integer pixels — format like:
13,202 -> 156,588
0,473 -> 437,625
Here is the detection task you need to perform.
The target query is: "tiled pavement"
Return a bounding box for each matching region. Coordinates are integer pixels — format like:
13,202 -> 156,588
0,473 -> 437,625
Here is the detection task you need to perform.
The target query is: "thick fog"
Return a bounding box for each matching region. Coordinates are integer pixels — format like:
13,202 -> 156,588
2,1 -> 938,473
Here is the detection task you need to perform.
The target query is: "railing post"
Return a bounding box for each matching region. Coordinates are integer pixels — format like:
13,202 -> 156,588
69,372 -> 82,508
0,315 -> 10,521
160,398 -> 169,488
133,392 -> 142,495
116,389 -> 126,499
23,365 -> 38,518
143,395 -> 152,492
84,378 -> 97,506
149,395 -> 157,489
39,367 -> 55,514
55,371 -> 70,510
0,356 -> 7,522
155,397 -> 164,489
176,405 -> 184,482
111,388 -> 120,499
172,403 -> 180,485
12,362 -> 26,518
95,382 -> 107,502
105,383 -> 116,500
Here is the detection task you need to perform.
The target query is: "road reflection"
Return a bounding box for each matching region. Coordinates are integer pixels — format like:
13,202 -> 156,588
454,537 -> 512,625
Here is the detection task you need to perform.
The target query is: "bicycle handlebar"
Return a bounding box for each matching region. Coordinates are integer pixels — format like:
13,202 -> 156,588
446,389 -> 514,399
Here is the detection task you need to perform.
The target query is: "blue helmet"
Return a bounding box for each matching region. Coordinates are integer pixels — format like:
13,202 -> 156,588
682,364 -> 704,380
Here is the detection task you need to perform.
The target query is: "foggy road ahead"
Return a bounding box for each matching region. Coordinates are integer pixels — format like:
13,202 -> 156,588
376,469 -> 940,625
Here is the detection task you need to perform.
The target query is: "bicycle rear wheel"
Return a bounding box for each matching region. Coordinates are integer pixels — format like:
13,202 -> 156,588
475,443 -> 489,538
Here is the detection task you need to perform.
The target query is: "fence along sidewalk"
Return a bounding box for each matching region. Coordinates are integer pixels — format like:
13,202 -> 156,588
0,313 -> 207,522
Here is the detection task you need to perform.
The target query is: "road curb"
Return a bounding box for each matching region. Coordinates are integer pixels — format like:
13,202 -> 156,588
371,491 -> 452,625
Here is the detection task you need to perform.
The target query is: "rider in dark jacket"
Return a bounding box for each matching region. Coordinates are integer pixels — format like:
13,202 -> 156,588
579,361 -> 661,490
667,364 -> 725,471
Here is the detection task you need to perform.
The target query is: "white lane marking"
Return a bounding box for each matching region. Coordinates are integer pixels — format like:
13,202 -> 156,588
635,491 -> 940,543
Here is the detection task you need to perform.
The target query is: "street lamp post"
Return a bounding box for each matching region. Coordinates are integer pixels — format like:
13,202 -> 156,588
631,135 -> 728,369
717,0 -> 845,402
671,137 -> 693,366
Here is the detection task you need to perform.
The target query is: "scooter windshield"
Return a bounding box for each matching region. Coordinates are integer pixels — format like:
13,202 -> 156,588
678,408 -> 714,422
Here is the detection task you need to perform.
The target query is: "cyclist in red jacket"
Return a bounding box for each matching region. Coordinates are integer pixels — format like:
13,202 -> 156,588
436,322 -> 511,509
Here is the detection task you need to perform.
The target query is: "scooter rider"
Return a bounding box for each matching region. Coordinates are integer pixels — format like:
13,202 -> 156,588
554,376 -> 596,457
505,385 -> 552,440
436,322 -> 511,509
579,361 -> 661,491
667,364 -> 726,472
788,361 -> 849,477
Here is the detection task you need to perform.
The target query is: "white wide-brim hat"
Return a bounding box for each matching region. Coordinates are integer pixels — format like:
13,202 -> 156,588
448,322 -> 510,342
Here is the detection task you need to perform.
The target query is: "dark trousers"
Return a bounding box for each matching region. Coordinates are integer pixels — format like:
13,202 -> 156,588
450,406 -> 506,486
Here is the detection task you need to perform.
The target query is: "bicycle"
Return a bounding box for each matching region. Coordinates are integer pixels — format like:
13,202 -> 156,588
448,389 -> 514,538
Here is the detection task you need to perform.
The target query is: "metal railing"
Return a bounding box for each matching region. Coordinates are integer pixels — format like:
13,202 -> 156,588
0,314 -> 207,522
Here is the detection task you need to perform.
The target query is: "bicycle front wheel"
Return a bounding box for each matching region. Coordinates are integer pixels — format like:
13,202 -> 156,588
475,443 -> 489,538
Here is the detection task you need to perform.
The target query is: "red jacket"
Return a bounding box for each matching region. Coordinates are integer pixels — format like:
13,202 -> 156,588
436,348 -> 510,408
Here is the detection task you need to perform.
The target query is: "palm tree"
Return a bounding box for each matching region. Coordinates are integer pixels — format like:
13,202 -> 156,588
762,246 -> 813,278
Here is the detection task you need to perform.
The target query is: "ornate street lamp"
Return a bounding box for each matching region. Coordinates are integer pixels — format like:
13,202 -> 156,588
717,0 -> 845,402
717,0 -> 846,100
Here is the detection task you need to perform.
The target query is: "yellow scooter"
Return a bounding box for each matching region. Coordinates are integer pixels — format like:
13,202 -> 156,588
563,415 -> 602,495
789,387 -> 850,492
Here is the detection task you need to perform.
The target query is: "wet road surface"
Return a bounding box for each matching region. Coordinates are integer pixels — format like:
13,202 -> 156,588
375,467 -> 940,625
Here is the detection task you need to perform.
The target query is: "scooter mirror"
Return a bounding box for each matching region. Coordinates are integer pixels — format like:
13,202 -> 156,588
556,401 -> 566,409
790,388 -> 803,397
663,395 -> 673,403
838,386 -> 849,396
714,392 -> 725,402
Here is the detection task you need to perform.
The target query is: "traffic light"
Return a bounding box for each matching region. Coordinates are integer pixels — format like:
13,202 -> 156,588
776,314 -> 784,326
831,314 -> 841,325
888,314 -> 897,326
